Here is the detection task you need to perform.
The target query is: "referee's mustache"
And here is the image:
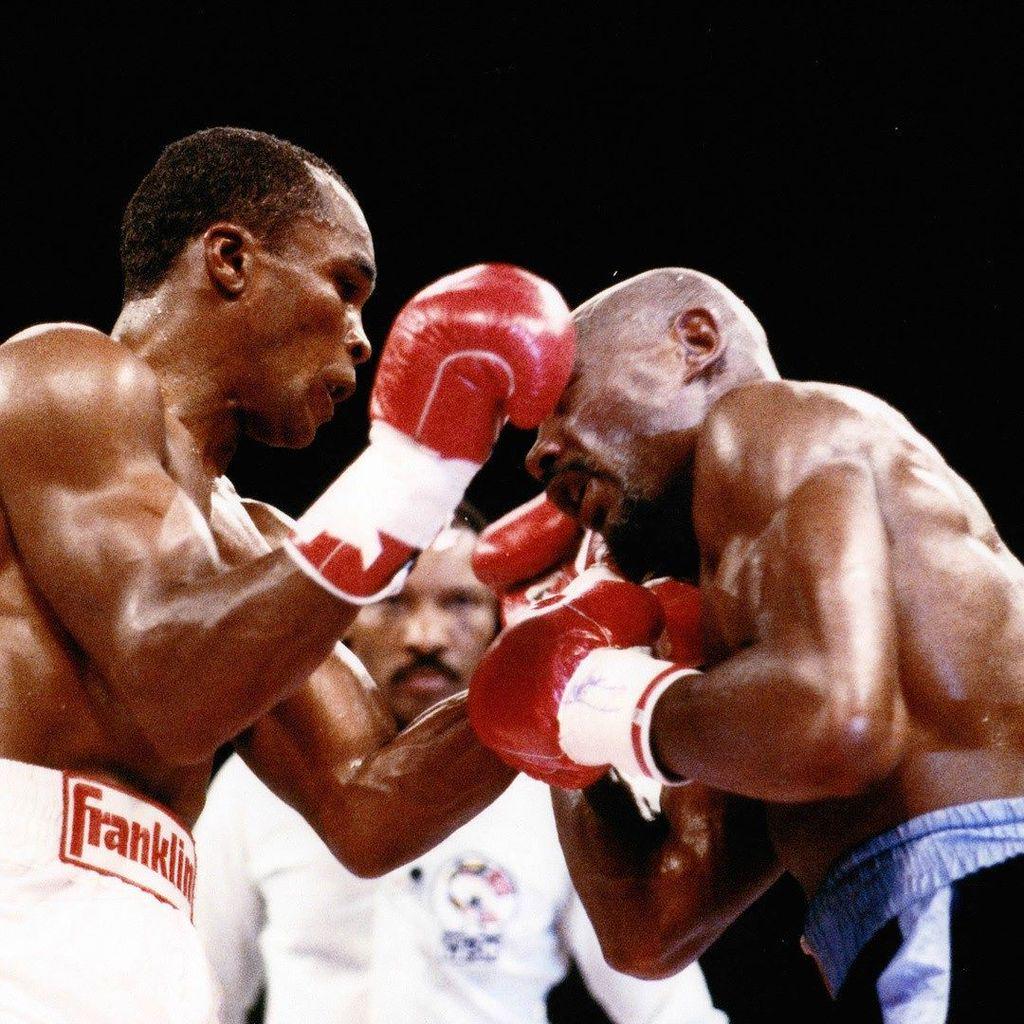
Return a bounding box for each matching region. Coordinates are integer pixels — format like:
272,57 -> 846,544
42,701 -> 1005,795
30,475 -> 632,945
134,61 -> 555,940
391,653 -> 462,688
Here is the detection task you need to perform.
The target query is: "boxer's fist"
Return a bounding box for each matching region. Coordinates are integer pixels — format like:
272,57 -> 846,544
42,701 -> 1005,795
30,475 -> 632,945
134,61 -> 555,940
473,494 -> 582,591
469,566 -> 666,788
372,264 -> 575,464
473,495 -> 584,626
286,265 -> 574,602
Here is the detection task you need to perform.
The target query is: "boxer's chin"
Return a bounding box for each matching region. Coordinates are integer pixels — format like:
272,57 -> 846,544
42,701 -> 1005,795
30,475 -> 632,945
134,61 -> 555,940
604,478 -> 699,584
242,407 -> 318,449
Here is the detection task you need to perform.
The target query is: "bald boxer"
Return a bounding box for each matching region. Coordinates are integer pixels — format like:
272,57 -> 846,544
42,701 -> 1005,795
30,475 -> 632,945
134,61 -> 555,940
0,127 -> 572,1023
470,268 -> 1024,1021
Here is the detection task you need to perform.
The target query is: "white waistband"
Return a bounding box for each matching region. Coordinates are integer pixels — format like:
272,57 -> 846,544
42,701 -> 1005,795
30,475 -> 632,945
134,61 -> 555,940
0,757 -> 197,918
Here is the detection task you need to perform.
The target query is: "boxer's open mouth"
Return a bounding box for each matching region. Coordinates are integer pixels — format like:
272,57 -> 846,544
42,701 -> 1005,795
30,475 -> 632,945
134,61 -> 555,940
327,377 -> 356,404
310,385 -> 335,426
327,376 -> 360,403
579,478 -> 610,532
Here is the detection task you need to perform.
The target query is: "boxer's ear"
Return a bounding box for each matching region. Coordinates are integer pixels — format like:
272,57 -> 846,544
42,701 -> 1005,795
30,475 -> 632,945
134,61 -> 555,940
673,308 -> 724,383
202,222 -> 255,298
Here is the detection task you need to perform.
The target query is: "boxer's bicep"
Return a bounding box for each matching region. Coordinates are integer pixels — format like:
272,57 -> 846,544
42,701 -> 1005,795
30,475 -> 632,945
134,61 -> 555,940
657,456 -> 906,800
762,458 -> 900,712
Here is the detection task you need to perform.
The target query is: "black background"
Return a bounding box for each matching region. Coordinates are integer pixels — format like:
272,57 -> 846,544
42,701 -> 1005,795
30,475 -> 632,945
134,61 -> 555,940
2,5 -> 1018,1021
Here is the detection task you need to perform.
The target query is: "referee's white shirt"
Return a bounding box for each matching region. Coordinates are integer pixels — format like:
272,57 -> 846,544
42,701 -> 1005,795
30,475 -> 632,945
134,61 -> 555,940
195,756 -> 726,1024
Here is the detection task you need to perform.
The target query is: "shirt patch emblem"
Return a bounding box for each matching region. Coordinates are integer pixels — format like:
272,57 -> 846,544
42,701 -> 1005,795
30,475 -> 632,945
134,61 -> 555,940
431,853 -> 518,963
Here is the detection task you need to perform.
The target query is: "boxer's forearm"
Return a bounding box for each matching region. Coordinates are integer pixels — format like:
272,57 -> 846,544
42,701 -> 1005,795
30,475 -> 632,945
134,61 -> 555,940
321,701 -> 517,877
552,777 -> 673,968
553,779 -> 779,978
123,549 -> 357,762
650,640 -> 904,802
239,692 -> 515,878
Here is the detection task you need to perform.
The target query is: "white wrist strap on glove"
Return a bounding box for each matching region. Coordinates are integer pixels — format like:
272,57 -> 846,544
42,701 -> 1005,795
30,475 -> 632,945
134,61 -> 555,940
284,421 -> 479,603
557,647 -> 700,786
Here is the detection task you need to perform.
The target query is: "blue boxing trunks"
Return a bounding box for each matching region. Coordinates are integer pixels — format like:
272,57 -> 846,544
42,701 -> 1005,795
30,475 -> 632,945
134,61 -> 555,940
802,797 -> 1024,1021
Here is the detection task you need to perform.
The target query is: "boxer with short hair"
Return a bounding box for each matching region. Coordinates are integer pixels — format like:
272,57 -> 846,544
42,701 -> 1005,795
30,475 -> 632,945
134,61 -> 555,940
0,127 -> 573,1022
470,268 -> 1024,1021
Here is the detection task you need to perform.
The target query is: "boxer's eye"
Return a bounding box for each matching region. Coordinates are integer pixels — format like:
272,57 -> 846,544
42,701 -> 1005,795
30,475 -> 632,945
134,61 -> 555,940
442,590 -> 481,612
335,276 -> 360,302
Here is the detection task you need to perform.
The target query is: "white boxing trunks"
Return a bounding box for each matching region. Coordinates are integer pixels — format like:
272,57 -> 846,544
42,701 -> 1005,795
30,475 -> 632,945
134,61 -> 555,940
0,757 -> 221,1023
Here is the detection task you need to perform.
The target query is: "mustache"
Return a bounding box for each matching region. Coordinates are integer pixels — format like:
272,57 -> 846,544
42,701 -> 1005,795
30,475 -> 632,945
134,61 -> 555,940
391,653 -> 461,688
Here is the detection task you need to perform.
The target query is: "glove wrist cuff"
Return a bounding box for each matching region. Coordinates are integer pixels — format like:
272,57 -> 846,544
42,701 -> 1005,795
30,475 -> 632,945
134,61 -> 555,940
286,422 -> 479,600
557,648 -> 699,786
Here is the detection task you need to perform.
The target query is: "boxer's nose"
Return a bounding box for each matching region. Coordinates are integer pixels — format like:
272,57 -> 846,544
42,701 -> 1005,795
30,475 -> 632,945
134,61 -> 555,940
526,430 -> 564,483
344,314 -> 372,366
403,603 -> 448,654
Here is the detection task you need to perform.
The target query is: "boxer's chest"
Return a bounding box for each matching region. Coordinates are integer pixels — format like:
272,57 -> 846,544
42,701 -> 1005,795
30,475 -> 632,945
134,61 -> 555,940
161,416 -> 262,566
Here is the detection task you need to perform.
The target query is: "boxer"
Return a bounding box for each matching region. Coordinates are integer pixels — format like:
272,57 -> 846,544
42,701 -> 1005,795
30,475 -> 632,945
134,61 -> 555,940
0,127 -> 572,1022
470,268 -> 1024,1021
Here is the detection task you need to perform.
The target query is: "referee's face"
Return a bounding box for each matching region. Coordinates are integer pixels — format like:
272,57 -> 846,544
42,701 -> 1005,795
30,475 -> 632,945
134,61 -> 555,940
346,528 -> 499,727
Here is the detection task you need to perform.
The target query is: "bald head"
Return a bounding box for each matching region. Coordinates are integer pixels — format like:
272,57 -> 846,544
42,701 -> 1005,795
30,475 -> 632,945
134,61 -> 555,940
526,267 -> 778,579
574,268 -> 777,384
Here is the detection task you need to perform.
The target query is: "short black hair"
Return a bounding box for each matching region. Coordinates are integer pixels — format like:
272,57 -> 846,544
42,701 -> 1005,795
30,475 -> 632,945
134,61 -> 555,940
120,127 -> 351,301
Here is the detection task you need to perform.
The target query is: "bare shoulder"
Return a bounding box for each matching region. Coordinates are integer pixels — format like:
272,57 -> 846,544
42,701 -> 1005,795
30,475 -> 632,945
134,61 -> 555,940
699,380 -> 902,476
693,380 -> 897,539
0,323 -> 161,428
0,323 -> 166,479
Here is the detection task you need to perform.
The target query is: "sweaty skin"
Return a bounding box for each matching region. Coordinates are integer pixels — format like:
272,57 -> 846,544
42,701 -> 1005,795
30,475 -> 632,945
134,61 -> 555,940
530,269 -> 1024,975
0,178 -> 513,876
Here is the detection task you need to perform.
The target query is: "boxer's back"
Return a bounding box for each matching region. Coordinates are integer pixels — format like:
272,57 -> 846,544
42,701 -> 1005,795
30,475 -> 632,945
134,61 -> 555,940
696,380 -> 1024,890
0,325 -> 214,819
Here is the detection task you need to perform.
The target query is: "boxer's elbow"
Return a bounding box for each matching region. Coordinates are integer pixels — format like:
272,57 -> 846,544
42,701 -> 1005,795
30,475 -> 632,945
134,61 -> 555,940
322,823 -> 408,879
804,677 -> 905,798
327,840 -> 388,879
311,790 -> 418,879
601,925 -> 704,980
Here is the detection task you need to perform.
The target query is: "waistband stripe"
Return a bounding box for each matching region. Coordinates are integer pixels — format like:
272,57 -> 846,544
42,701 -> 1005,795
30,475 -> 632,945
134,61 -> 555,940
59,774 -> 196,918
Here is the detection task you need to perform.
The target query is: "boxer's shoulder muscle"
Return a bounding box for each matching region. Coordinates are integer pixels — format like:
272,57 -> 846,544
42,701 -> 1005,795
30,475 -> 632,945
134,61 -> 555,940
694,380 -> 889,548
0,323 -> 166,487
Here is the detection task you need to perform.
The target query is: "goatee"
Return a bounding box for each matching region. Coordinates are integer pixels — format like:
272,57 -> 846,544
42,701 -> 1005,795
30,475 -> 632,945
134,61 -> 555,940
603,471 -> 699,584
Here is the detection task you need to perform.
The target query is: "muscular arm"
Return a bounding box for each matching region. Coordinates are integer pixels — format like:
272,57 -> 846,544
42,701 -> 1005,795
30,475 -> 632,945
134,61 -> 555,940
0,328 -> 355,763
553,776 -> 779,979
652,398 -> 907,802
230,499 -> 516,878
236,677 -> 515,877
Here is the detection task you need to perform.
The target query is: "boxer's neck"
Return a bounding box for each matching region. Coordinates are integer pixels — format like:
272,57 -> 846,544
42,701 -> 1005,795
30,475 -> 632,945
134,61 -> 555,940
113,293 -> 240,477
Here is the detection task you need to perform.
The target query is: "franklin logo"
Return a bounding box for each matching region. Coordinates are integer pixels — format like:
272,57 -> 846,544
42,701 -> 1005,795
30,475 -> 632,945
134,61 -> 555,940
60,775 -> 196,917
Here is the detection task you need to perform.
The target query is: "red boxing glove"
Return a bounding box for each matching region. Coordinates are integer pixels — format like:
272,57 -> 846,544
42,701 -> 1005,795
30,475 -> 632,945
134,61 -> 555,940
470,566 -> 682,789
646,578 -> 705,666
473,495 -> 584,626
286,265 -> 575,602
372,264 -> 575,462
473,494 -> 582,591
